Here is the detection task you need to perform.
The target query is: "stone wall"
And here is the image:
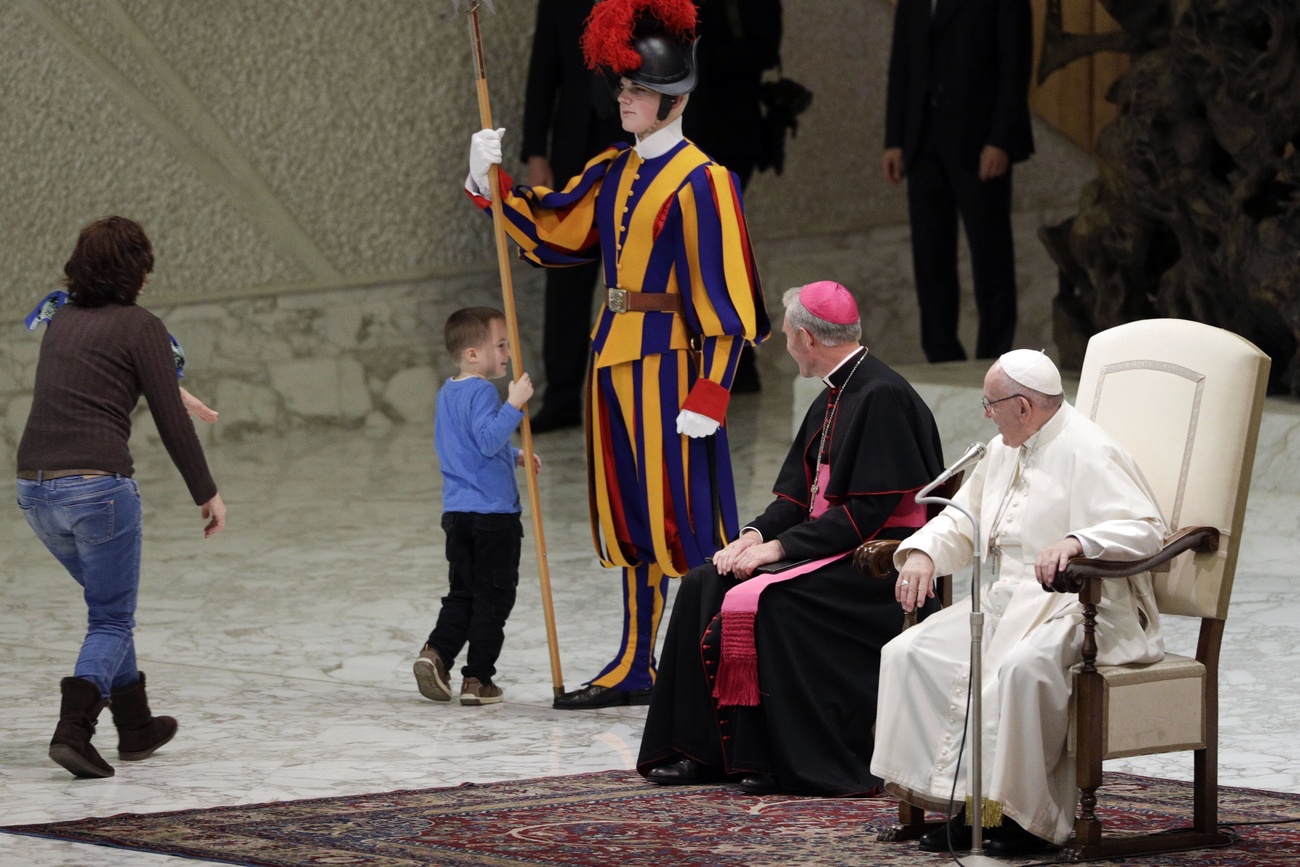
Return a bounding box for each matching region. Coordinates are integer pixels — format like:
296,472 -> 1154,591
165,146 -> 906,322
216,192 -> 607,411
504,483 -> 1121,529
1,0 -> 1094,452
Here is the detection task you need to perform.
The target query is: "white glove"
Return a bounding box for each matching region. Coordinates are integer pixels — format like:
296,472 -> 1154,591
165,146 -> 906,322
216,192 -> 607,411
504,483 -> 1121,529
468,128 -> 505,198
676,409 -> 720,438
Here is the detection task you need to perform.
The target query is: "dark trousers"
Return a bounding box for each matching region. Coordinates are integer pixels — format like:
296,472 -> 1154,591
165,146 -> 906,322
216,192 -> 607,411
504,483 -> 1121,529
427,511 -> 522,681
541,259 -> 599,415
906,143 -> 1017,362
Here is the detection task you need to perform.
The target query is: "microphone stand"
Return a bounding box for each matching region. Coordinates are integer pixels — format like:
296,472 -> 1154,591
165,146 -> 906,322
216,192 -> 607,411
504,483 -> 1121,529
914,475 -> 1002,864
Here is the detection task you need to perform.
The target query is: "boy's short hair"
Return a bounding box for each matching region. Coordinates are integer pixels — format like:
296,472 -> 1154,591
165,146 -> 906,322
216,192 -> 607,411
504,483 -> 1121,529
445,306 -> 505,358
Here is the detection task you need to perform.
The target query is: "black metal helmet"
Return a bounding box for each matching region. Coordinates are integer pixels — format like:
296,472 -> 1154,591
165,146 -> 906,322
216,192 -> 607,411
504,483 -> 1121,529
623,28 -> 698,95
582,0 -> 699,96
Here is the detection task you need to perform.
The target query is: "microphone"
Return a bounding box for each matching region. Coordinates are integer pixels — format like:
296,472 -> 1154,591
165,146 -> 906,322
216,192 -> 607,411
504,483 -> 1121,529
925,442 -> 987,493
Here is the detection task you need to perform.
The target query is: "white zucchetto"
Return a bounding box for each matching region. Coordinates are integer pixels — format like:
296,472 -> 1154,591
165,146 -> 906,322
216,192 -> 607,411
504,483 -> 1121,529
999,349 -> 1063,396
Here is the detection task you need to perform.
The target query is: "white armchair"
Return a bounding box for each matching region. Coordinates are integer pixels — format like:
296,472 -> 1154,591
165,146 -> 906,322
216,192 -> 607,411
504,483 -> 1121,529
1049,318 -> 1270,860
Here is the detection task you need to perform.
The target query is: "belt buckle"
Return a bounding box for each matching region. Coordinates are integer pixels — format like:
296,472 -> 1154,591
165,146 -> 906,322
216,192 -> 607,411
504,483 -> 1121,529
607,287 -> 628,314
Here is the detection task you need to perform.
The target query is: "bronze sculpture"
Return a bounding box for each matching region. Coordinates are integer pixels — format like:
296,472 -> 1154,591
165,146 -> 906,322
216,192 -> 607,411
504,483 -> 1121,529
1040,0 -> 1300,393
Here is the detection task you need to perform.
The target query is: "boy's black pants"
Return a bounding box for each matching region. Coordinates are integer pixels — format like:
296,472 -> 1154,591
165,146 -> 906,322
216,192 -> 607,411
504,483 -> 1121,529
427,511 -> 522,682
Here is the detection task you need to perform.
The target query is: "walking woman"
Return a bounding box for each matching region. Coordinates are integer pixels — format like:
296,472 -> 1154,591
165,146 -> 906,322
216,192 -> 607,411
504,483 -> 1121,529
16,216 -> 226,778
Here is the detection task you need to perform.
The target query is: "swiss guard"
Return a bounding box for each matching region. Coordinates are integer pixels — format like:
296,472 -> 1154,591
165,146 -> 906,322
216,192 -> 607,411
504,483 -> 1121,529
463,0 -> 769,709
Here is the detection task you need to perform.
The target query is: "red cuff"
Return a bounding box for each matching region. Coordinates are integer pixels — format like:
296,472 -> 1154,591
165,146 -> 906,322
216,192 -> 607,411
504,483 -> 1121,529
464,169 -> 516,210
682,378 -> 731,424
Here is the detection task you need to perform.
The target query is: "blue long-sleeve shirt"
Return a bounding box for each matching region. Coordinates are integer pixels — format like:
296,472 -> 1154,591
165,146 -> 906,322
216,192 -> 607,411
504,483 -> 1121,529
434,377 -> 523,514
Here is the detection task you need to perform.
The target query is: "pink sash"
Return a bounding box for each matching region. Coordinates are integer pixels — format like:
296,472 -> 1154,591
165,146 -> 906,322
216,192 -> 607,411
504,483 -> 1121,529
711,486 -> 927,707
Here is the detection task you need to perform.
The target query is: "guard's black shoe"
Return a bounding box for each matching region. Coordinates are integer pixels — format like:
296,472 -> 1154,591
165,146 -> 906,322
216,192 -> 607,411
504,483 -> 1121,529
736,773 -> 779,795
552,683 -> 652,710
645,758 -> 721,785
984,817 -> 1052,857
917,810 -> 971,853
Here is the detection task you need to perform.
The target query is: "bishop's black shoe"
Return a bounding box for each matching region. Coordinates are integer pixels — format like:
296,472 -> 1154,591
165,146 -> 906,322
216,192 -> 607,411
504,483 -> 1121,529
736,773 -> 780,795
552,683 -> 652,710
645,758 -> 722,785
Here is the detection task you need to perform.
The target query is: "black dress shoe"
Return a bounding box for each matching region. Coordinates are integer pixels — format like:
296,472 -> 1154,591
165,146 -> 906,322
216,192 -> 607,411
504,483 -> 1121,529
646,758 -> 721,785
918,811 -> 971,853
736,773 -> 779,795
984,817 -> 1052,857
529,405 -> 582,434
552,683 -> 652,710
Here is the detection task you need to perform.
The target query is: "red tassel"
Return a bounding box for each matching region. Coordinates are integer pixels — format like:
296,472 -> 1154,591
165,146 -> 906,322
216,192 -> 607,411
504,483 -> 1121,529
712,611 -> 761,707
581,0 -> 698,74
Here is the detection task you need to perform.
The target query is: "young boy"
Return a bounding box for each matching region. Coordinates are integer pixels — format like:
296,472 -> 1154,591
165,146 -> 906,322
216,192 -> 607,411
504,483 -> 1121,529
414,307 -> 537,706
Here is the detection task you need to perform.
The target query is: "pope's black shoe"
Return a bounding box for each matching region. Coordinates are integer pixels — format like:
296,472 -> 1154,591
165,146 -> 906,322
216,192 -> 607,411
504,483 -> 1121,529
645,758 -> 721,785
552,683 -> 652,710
736,773 -> 779,795
984,817 -> 1052,857
917,810 -> 971,853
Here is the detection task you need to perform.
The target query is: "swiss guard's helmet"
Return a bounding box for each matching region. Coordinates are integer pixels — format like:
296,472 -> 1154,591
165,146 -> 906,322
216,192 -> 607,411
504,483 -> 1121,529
582,0 -> 699,103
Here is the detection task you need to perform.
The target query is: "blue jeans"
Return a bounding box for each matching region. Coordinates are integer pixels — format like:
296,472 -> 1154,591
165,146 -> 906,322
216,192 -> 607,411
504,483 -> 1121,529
17,475 -> 143,698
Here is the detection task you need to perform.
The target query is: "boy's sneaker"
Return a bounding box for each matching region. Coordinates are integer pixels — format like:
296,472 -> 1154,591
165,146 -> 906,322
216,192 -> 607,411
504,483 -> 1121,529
460,677 -> 503,706
413,645 -> 452,702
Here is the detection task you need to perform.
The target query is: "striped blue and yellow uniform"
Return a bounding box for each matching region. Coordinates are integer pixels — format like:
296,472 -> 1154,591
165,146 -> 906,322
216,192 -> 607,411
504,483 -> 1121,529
475,138 -> 769,690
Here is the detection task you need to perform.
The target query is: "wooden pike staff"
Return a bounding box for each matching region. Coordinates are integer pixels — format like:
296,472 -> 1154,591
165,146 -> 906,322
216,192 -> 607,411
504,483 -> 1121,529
454,0 -> 565,697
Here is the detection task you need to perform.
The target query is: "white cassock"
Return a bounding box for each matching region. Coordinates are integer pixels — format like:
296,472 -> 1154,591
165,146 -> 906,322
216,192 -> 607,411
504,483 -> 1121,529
871,402 -> 1167,844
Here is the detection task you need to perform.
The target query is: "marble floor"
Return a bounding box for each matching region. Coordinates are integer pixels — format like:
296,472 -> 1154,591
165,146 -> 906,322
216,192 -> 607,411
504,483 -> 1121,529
1,347 -> 1298,866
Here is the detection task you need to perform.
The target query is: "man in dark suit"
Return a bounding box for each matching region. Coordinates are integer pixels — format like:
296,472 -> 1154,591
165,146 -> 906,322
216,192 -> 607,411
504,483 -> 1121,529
883,0 -> 1034,363
682,0 -> 782,192
520,0 -> 624,432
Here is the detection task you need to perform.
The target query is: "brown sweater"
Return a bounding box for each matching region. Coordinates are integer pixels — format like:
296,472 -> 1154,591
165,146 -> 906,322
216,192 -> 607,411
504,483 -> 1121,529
16,303 -> 218,505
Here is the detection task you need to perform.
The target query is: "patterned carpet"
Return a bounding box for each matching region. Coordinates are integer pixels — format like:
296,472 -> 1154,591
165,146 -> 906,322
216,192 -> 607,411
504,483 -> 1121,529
3,771 -> 1299,866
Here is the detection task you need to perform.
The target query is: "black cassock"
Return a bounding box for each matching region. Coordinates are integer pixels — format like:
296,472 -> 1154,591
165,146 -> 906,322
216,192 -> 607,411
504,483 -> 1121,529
637,349 -> 944,795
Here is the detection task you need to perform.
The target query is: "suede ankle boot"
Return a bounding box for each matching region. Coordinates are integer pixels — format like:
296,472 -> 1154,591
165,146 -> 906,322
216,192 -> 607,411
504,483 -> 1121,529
49,676 -> 114,778
109,671 -> 178,761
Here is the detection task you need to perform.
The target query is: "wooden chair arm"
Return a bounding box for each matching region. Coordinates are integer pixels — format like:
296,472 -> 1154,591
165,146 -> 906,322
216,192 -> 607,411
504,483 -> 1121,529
1048,526 -> 1221,594
853,539 -> 902,578
847,472 -> 965,585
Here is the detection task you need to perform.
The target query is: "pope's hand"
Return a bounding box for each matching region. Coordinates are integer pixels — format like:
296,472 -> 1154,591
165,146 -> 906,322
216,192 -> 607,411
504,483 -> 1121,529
1035,536 -> 1083,587
897,550 -> 936,613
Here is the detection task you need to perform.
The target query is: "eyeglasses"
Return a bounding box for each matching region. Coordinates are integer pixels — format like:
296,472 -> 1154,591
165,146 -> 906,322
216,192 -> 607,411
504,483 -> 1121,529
981,393 -> 1024,411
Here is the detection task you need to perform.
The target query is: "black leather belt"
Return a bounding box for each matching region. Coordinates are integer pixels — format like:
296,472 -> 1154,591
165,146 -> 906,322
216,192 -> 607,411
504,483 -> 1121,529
17,469 -> 111,481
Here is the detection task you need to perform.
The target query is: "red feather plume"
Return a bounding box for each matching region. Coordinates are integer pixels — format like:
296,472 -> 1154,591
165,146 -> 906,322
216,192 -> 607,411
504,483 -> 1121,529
581,0 -> 698,74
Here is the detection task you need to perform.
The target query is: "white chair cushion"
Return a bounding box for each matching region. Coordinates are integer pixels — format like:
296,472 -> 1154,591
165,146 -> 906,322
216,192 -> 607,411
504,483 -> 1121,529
1069,653 -> 1206,759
